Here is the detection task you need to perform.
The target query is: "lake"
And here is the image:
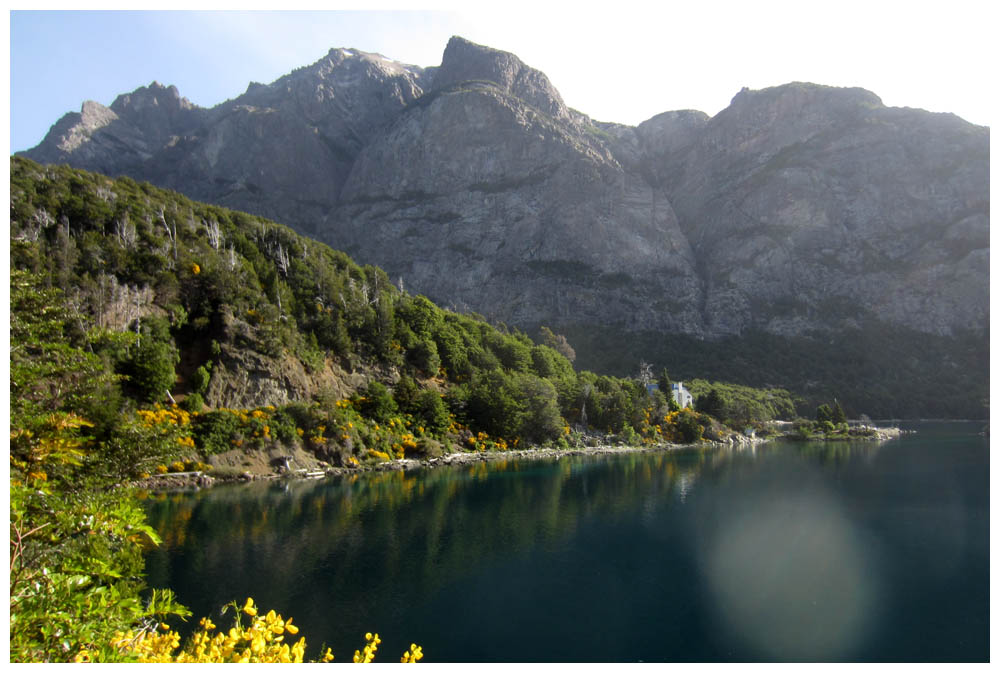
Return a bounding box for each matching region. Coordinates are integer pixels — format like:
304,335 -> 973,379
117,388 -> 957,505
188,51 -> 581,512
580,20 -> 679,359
142,421 -> 988,662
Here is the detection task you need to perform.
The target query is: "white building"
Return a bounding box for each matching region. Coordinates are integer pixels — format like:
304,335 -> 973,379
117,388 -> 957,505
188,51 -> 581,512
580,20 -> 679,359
671,382 -> 693,409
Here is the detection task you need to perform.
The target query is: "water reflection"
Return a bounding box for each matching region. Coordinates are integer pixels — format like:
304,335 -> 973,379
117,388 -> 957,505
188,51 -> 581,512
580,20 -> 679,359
142,434 -> 985,663
144,448 -> 717,647
144,442 -> 888,609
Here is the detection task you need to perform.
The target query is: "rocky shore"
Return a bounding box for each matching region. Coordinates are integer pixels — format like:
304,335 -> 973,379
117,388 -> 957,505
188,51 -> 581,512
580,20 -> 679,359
133,425 -> 903,492
133,433 -> 768,491
779,425 -> 904,442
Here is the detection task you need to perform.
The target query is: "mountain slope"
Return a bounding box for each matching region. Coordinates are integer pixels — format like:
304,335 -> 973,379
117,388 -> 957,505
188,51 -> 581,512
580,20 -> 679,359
638,82 -> 989,337
18,36 -> 989,417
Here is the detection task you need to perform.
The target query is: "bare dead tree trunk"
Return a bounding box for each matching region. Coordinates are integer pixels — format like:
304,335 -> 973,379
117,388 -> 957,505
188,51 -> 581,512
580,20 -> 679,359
206,219 -> 223,250
158,207 -> 177,264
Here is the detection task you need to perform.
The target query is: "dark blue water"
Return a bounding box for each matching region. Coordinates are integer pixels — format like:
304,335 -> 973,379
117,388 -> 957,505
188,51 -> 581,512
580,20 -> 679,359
142,422 -> 988,662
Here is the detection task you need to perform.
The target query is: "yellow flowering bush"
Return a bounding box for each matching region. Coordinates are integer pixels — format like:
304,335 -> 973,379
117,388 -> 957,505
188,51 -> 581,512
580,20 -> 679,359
367,449 -> 392,462
137,404 -> 193,429
401,643 -> 424,663
463,430 -> 510,452
353,632 -> 380,663
135,405 -> 199,458
106,598 -> 421,664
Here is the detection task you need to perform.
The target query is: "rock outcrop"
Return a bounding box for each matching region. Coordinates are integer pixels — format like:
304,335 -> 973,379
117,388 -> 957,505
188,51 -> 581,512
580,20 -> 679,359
640,83 -> 989,337
20,37 -> 989,343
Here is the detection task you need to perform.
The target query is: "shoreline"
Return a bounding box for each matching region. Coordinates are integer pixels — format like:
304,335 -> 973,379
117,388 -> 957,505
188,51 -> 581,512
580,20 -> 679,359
135,425 -> 903,492
135,435 -> 763,491
779,426 -> 904,442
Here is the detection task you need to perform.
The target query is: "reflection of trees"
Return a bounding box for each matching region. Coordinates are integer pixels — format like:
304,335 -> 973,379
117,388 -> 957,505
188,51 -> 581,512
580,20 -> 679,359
788,439 -> 884,466
142,450 -> 709,656
141,440 -> 881,658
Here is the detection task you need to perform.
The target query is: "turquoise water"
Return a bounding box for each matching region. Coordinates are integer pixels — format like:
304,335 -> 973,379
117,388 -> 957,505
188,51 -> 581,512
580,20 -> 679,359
143,422 -> 988,661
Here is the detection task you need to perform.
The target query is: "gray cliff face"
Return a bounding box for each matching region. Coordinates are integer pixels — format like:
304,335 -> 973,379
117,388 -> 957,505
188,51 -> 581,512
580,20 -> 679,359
330,80 -> 702,332
153,48 -> 428,234
644,83 -> 989,336
20,41 -> 989,342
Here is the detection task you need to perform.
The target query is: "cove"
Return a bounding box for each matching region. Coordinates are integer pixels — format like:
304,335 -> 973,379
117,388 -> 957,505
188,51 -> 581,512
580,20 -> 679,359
142,421 -> 988,662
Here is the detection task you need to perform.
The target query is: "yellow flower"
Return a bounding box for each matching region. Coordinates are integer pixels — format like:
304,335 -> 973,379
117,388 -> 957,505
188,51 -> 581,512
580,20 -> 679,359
242,597 -> 258,616
401,643 -> 424,663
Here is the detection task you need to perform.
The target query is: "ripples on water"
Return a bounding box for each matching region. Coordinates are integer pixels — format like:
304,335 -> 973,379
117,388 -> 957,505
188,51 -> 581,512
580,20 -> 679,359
143,422 -> 988,662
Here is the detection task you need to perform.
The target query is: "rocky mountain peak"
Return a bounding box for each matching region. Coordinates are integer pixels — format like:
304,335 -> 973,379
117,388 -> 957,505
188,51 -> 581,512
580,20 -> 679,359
110,81 -> 196,115
104,81 -> 201,150
78,100 -> 118,130
432,36 -> 570,121
709,82 -> 885,156
17,38 -> 988,352
636,109 -> 710,159
322,46 -> 419,75
727,81 -> 883,111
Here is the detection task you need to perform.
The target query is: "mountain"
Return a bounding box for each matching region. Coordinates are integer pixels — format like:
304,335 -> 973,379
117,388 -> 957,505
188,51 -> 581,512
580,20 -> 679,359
18,36 -> 989,417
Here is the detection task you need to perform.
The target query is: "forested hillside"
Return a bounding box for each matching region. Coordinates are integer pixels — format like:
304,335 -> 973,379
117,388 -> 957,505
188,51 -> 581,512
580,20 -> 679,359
12,156 -> 779,472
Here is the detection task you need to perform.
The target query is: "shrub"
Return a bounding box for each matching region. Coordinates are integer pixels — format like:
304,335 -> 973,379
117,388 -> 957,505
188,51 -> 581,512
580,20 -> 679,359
357,381 -> 398,423
267,406 -> 299,444
92,417 -> 187,483
207,465 -> 251,480
393,375 -> 420,412
413,389 -> 450,435
104,598 -> 421,664
190,364 -> 212,396
620,424 -> 639,445
180,393 -> 204,413
192,410 -> 243,455
413,437 -> 444,458
125,339 -> 179,404
408,338 -> 441,375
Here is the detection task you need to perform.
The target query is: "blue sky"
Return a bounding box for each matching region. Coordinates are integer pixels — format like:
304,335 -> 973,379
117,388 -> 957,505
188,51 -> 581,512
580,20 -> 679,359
8,5 -> 995,154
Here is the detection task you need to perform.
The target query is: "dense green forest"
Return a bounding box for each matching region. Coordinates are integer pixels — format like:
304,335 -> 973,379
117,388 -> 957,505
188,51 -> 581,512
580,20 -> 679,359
13,156 -> 813,661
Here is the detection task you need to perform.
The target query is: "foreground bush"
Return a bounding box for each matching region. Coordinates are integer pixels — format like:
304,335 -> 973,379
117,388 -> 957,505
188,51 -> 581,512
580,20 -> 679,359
102,597 -> 423,663
10,271 -> 190,662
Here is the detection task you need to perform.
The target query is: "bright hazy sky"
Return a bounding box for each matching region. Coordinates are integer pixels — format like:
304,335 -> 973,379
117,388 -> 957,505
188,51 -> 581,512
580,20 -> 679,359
7,3 -> 996,154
